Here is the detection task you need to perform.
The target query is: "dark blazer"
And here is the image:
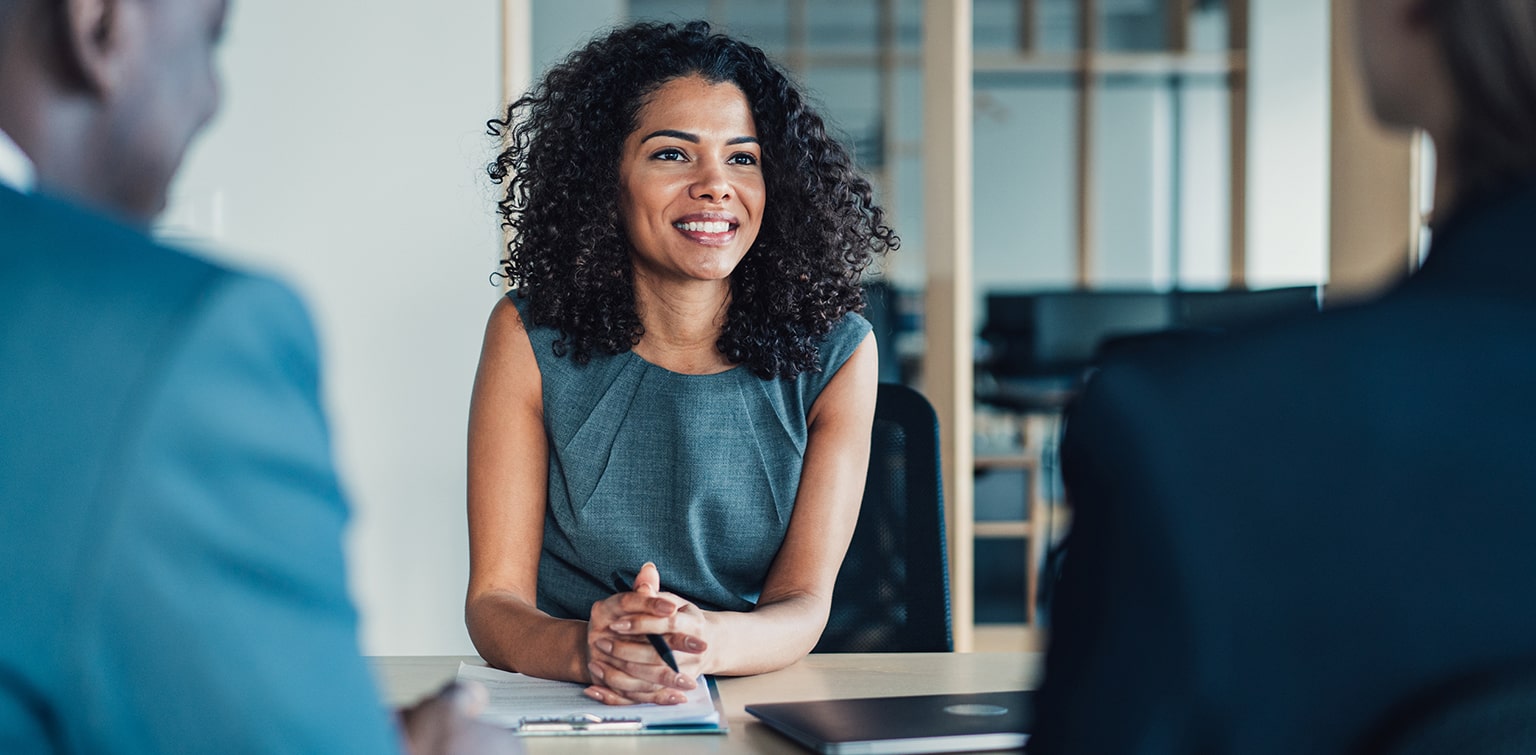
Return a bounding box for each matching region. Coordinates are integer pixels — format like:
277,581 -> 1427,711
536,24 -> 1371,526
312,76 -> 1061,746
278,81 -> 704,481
1031,176 -> 1536,754
0,187 -> 399,752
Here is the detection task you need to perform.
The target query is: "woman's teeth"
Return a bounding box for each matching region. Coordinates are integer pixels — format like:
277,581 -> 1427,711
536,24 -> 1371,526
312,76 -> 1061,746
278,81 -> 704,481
675,221 -> 732,233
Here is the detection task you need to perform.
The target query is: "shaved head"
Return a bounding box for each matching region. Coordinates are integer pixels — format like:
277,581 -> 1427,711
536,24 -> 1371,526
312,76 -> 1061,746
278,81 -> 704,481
0,0 -> 227,221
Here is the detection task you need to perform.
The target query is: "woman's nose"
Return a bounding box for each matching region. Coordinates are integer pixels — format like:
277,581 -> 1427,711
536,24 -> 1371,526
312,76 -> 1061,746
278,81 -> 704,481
689,163 -> 731,202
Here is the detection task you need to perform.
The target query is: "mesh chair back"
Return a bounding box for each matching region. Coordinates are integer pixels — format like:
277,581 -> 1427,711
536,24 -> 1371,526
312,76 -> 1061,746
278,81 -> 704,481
813,383 -> 952,653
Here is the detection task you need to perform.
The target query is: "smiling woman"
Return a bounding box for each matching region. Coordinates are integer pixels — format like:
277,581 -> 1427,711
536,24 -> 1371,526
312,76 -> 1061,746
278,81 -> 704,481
465,21 -> 899,707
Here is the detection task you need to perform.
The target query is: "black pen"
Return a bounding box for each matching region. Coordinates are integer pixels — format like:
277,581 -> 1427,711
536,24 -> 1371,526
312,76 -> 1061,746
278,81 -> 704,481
645,633 -> 680,674
613,571 -> 681,673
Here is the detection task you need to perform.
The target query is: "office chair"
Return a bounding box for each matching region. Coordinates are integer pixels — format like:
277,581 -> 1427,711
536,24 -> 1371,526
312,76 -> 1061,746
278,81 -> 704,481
813,382 -> 953,653
1359,664 -> 1536,755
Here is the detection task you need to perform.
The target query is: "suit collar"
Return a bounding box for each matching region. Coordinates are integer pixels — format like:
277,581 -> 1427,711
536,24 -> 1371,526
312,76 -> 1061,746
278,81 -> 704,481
1411,174 -> 1536,292
0,127 -> 36,193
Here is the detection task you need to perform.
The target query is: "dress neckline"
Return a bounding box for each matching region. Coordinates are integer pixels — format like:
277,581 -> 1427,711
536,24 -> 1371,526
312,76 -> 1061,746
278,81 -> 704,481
629,350 -> 744,378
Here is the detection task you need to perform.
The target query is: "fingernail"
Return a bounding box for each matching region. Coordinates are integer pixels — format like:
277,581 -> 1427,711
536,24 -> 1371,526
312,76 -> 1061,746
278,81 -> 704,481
668,693 -> 686,704
613,620 -> 631,631
687,637 -> 704,650
677,674 -> 694,688
590,665 -> 605,681
584,688 -> 603,701
596,639 -> 613,653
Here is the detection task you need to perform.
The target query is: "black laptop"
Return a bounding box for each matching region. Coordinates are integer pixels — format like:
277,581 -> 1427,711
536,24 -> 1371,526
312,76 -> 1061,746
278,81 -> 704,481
746,690 -> 1031,754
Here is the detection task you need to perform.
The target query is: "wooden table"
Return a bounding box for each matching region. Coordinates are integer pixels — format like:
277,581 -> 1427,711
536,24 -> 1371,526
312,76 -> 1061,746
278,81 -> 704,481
373,653 -> 1041,753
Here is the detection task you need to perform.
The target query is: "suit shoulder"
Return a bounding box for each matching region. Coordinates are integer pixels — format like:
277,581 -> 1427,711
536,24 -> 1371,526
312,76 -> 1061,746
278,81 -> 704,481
1088,304 -> 1383,399
0,190 -> 318,474
6,190 -> 217,277
4,190 -> 310,348
4,192 -> 236,327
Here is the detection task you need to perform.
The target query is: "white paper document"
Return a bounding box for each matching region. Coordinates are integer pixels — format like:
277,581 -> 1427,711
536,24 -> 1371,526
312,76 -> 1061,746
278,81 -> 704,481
455,662 -> 721,729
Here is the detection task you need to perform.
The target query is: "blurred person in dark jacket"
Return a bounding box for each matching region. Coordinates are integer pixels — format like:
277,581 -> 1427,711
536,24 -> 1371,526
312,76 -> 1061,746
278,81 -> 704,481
1032,0 -> 1536,752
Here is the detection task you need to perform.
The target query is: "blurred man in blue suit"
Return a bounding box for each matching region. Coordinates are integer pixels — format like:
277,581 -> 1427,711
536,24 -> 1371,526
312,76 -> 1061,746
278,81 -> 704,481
1033,0 -> 1536,753
0,0 -> 512,752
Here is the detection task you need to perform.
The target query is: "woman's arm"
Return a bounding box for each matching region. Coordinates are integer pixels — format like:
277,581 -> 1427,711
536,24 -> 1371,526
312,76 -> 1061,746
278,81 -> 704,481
464,297 -> 589,682
586,332 -> 879,703
704,330 -> 879,671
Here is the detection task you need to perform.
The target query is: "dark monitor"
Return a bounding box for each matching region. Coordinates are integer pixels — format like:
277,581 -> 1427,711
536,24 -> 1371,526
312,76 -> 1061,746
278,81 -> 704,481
983,291 -> 1173,377
1175,286 -> 1320,331
982,287 -> 1322,380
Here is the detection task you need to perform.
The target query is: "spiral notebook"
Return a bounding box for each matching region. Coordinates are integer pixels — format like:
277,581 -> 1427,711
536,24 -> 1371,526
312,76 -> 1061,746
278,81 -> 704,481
746,690 -> 1031,754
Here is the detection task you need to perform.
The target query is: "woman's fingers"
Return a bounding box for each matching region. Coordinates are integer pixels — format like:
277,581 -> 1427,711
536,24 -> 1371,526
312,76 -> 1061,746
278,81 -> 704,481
601,593 -> 677,621
591,644 -> 698,690
582,684 -> 641,706
585,683 -> 691,706
586,659 -> 693,702
595,635 -> 680,666
587,659 -> 659,694
587,566 -> 704,700
611,609 -> 702,639
666,632 -> 708,653
634,561 -> 661,595
625,593 -> 681,617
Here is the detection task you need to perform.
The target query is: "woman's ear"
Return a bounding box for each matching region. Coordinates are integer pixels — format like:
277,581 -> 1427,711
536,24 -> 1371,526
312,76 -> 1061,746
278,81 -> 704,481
56,0 -> 140,97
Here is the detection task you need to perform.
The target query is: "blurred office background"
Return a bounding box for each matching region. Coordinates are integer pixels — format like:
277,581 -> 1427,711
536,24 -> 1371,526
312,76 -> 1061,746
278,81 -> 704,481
163,0 -> 1425,655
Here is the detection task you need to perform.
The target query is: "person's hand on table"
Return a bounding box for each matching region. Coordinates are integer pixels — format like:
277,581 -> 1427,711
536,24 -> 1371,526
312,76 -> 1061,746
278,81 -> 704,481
397,680 -> 522,754
585,561 -> 711,705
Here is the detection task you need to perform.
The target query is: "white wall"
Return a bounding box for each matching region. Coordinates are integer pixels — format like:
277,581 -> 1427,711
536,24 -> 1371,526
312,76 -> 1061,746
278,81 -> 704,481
971,82 -> 1077,291
1246,0 -> 1331,286
164,1 -> 502,654
1091,80 -> 1173,288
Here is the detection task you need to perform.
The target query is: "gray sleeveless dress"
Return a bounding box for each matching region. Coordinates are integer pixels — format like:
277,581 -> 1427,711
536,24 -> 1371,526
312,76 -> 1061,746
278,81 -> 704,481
510,293 -> 871,618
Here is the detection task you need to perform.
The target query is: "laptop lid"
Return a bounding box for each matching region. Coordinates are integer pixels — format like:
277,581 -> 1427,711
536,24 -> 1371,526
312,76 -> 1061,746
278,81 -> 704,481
746,690 -> 1031,755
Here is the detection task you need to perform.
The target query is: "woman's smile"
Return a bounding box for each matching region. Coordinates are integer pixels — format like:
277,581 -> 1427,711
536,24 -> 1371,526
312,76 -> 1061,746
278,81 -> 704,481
672,212 -> 740,246
618,74 -> 766,283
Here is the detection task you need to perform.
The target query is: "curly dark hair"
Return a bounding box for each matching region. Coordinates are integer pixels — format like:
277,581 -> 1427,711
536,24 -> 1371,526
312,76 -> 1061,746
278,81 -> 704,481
487,20 -> 897,380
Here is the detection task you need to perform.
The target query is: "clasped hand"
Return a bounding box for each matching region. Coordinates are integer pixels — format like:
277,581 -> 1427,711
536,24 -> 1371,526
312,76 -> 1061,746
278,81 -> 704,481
585,562 -> 710,705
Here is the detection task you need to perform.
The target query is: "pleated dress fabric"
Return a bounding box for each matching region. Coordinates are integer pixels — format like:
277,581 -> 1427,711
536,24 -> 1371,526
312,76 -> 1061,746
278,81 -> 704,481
509,293 -> 871,618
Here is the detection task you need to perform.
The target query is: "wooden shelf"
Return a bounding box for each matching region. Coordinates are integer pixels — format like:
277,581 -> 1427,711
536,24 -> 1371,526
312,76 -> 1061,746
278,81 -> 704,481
974,454 -> 1038,470
974,50 -> 1245,76
780,50 -> 1246,77
971,623 -> 1045,653
975,520 -> 1031,539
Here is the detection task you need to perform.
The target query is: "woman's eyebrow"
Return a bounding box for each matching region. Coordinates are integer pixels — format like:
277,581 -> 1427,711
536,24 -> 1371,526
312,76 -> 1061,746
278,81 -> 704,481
642,129 -> 699,143
640,130 -> 761,146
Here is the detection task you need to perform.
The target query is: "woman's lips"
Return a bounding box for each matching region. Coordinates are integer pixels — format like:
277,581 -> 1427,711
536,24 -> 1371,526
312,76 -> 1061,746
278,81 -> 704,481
673,217 -> 738,245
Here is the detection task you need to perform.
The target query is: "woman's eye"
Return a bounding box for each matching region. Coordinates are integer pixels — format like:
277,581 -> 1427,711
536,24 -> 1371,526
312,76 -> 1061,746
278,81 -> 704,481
652,147 -> 686,161
728,153 -> 759,166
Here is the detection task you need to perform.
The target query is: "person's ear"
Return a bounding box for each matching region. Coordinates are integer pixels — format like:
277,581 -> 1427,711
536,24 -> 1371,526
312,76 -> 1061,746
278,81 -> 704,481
1401,0 -> 1436,30
57,0 -> 138,96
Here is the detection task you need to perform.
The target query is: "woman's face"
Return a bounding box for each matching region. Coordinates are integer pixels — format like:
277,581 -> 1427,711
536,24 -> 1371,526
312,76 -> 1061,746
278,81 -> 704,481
618,74 -> 766,285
